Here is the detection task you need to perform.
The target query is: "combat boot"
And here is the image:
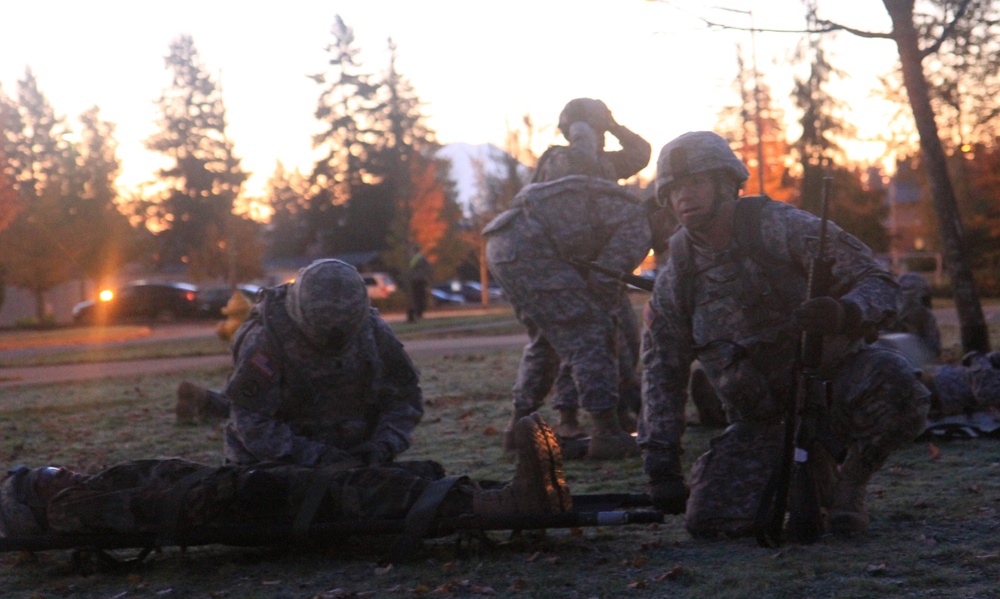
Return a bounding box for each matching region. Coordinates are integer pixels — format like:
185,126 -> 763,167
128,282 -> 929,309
474,413 -> 573,516
829,476 -> 870,537
501,407 -> 536,453
586,409 -> 639,460
555,407 -> 585,440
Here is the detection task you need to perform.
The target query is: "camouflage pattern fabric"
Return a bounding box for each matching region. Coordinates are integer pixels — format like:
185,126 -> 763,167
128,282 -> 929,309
924,351 -> 1000,419
639,199 -> 930,536
224,286 -> 423,466
533,121 -> 650,184
883,273 -> 941,357
553,292 -> 642,412
30,459 -> 448,535
484,176 -> 652,415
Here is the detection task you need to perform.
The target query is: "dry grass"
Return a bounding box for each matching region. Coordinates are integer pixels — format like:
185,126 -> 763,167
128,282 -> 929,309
0,314 -> 999,598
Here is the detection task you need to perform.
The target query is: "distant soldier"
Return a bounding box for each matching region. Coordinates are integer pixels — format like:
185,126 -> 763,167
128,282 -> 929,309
640,131 -> 930,538
483,99 -> 652,460
406,245 -> 433,323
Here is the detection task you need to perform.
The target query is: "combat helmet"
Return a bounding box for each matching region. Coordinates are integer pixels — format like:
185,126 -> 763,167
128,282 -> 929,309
655,131 -> 749,204
558,98 -> 612,136
285,259 -> 370,352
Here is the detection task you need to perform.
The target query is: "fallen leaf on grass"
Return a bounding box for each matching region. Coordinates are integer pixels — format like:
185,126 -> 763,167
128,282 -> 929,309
526,551 -> 541,563
375,564 -> 393,575
627,580 -> 648,589
928,443 -> 942,460
483,426 -> 499,436
866,563 -> 887,576
652,566 -> 684,582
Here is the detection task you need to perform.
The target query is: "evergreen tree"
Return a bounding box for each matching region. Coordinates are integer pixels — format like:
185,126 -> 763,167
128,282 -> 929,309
309,18 -> 461,277
142,35 -> 249,281
792,6 -> 856,215
263,161 -> 313,259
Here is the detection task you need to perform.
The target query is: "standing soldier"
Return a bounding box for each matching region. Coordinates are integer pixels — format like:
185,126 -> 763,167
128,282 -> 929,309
639,131 -> 930,538
483,99 -> 652,459
406,244 -> 433,323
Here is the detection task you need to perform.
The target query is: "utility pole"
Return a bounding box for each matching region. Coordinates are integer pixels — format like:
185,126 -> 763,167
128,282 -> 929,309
717,7 -> 766,194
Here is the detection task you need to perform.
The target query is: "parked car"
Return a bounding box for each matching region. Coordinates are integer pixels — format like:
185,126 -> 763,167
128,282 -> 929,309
431,280 -> 504,305
361,272 -> 398,300
72,281 -> 201,325
195,284 -> 262,318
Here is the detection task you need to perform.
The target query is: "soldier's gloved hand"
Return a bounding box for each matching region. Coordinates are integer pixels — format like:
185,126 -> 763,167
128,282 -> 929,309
348,441 -> 392,466
794,297 -> 861,335
649,477 -> 689,515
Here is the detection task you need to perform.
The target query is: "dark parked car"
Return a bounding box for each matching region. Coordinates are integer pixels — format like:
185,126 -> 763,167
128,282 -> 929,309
72,281 -> 201,325
431,280 -> 504,305
195,284 -> 262,318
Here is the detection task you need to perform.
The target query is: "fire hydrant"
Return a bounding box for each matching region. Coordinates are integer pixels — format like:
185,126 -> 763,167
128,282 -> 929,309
216,290 -> 252,341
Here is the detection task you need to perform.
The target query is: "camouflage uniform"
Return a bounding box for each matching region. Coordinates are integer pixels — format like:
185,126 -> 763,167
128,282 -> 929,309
923,351 -> 1000,419
553,293 -> 642,418
641,131 -> 930,537
484,98 -> 652,440
883,272 -> 941,358
0,415 -> 571,541
484,175 -> 651,423
223,260 -> 423,467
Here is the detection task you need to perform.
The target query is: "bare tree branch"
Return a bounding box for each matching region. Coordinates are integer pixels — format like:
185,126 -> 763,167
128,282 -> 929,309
921,0 -> 974,58
814,19 -> 894,40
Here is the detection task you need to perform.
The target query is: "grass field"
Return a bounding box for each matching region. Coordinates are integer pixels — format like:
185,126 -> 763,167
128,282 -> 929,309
0,310 -> 998,598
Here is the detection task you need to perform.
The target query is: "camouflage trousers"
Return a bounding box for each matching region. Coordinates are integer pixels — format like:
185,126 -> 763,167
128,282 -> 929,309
44,458 -> 449,535
686,344 -> 930,538
553,293 -> 641,414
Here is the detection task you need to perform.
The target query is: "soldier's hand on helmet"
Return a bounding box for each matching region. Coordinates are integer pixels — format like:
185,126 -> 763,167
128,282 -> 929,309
348,441 -> 392,466
794,297 -> 861,335
649,477 -> 689,515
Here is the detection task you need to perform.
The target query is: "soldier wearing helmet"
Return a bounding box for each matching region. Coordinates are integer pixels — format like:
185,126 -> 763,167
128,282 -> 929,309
221,259 -> 424,468
532,98 -> 651,184
484,102 -> 653,460
639,131 -> 930,540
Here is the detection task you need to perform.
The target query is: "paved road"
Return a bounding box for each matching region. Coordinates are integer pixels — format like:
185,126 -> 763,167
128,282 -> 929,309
1,304 -> 996,390
0,332 -> 529,389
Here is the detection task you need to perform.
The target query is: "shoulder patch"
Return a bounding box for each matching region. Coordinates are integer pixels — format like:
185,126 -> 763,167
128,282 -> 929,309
250,351 -> 278,379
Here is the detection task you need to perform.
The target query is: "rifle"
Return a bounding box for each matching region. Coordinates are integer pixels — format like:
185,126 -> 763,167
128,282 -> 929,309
569,259 -> 655,292
755,176 -> 842,547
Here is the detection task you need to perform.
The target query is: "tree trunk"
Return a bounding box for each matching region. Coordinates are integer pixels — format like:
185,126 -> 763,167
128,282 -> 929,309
882,0 -> 991,353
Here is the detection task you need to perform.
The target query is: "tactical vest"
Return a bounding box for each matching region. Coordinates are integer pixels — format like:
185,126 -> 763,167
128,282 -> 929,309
668,196 -> 808,347
235,287 -> 384,449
